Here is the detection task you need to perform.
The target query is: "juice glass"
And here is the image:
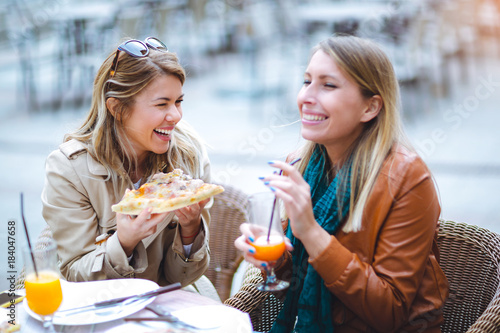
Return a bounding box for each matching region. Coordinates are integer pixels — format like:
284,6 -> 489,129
23,239 -> 63,332
248,192 -> 289,291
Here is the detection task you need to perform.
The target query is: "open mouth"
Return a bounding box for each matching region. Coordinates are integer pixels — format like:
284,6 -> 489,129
154,128 -> 172,136
302,113 -> 328,122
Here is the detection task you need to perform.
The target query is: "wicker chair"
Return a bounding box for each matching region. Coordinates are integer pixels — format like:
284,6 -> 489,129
438,220 -> 500,333
224,263 -> 285,332
206,183 -> 249,302
224,220 -> 500,332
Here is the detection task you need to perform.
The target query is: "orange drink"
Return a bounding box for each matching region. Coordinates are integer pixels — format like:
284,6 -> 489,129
251,235 -> 286,261
25,271 -> 63,316
248,192 -> 290,291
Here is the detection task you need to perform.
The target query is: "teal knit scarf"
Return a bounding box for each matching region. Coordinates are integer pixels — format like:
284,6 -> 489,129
270,145 -> 351,333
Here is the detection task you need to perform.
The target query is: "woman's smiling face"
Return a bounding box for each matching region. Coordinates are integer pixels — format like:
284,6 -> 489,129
122,74 -> 183,161
297,50 -> 376,161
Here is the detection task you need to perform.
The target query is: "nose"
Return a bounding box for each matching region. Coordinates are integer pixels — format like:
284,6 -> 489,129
297,84 -> 316,106
165,105 -> 182,123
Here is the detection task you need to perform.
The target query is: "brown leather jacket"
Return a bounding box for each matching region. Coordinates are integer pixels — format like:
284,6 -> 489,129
278,146 -> 449,332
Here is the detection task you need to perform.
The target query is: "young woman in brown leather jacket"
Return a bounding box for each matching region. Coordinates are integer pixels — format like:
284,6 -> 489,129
235,35 -> 449,332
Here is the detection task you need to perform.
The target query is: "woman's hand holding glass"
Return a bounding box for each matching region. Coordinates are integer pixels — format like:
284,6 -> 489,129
235,192 -> 293,291
261,161 -> 318,239
235,223 -> 293,268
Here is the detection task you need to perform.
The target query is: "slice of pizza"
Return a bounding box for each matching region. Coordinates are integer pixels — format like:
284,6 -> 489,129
111,169 -> 224,215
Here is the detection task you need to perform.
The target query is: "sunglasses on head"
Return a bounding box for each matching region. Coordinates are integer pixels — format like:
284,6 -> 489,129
109,37 -> 168,78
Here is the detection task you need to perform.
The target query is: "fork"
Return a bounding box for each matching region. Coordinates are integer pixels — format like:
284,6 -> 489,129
125,304 -> 217,330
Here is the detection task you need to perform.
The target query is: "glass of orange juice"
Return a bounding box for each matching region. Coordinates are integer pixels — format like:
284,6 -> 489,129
248,192 -> 289,291
23,239 -> 63,332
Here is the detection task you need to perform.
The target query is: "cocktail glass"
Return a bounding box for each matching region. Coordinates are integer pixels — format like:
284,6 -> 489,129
248,192 -> 289,292
23,239 -> 63,332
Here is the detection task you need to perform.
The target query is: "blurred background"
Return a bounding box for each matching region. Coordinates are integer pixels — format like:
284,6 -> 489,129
1,0 -> 500,290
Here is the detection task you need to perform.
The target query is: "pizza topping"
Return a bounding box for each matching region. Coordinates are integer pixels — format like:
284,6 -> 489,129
186,179 -> 204,191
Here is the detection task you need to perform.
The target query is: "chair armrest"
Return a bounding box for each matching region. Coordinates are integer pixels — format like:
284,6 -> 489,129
224,264 -> 269,313
466,271 -> 500,332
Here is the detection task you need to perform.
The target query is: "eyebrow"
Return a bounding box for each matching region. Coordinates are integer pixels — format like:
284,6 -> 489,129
320,74 -> 339,80
304,72 -> 339,81
153,93 -> 184,102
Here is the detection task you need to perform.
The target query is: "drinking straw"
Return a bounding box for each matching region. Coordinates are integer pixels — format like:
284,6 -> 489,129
267,158 -> 302,242
20,192 -> 38,278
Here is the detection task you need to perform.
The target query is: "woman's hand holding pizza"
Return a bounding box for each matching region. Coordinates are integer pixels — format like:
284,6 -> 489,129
116,207 -> 169,257
116,197 -> 208,256
175,198 -> 210,245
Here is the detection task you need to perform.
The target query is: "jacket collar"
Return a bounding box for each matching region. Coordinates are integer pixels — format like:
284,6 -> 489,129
87,153 -> 110,176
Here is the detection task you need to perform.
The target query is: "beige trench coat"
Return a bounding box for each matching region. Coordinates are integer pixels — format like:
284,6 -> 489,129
42,139 -> 211,287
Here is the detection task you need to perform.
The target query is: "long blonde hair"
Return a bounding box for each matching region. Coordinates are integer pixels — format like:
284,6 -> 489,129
295,35 -> 410,233
65,41 -> 205,184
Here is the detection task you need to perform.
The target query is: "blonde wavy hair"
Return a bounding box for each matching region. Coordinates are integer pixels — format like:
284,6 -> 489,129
65,40 -> 205,185
294,35 -> 411,233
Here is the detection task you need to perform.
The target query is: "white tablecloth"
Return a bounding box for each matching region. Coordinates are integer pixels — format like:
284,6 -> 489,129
7,280 -> 252,332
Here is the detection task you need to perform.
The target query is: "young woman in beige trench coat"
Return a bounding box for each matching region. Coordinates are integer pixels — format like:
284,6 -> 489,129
42,37 -> 210,287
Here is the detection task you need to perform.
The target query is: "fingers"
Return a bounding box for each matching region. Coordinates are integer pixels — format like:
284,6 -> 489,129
239,223 -> 270,240
116,208 -> 167,253
236,224 -> 260,254
260,161 -> 308,190
267,160 -> 304,183
235,226 -> 293,269
174,207 -> 189,221
284,237 -> 294,251
175,199 -> 208,217
137,207 -> 152,220
260,174 -> 309,204
175,198 -> 211,226
136,208 -> 168,224
174,205 -> 198,224
234,230 -> 270,268
234,234 -> 255,255
198,198 -> 210,210
118,208 -> 167,232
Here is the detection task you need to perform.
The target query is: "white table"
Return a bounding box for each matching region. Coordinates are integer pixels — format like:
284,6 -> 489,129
11,286 -> 253,332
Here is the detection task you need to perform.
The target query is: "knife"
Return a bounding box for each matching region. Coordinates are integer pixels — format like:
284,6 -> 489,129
56,282 -> 181,317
